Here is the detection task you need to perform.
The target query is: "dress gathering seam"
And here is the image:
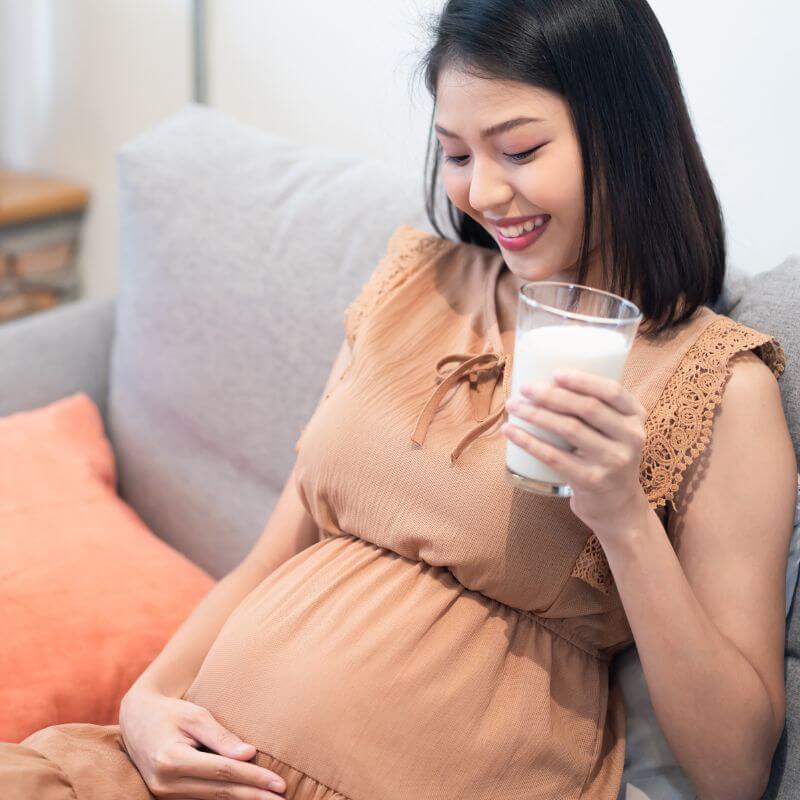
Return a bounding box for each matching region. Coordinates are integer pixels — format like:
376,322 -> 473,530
334,532 -> 607,660
577,657 -> 611,799
256,749 -> 352,800
517,609 -> 608,661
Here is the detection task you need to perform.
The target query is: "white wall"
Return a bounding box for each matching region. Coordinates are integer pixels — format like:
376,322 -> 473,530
0,0 -> 191,300
209,0 -> 799,275
1,1 -> 797,300
208,0 -> 439,175
648,0 -> 799,273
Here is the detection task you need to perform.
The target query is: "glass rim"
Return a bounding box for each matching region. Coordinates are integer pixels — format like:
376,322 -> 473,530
518,281 -> 643,326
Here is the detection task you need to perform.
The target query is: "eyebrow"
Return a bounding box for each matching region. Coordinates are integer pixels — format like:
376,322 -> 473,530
434,116 -> 545,140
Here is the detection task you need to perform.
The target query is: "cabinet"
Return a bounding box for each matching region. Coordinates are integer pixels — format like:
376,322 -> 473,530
0,169 -> 89,323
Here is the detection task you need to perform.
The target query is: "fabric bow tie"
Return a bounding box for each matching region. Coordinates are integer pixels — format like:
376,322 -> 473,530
410,343 -> 512,463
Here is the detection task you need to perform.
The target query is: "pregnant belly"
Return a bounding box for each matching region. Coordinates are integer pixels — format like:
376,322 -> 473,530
183,534 -> 608,800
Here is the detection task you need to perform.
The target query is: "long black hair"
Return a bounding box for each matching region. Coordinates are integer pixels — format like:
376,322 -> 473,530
414,0 -> 726,336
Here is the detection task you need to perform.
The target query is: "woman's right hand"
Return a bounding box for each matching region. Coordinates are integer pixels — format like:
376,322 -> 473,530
119,686 -> 287,799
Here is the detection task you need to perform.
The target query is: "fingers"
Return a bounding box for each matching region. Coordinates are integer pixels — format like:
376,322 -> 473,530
551,369 -> 644,416
178,704 -> 256,761
502,420 -> 593,484
518,381 -> 637,444
506,399 -> 608,458
174,704 -> 286,793
169,776 -> 284,799
174,744 -> 286,794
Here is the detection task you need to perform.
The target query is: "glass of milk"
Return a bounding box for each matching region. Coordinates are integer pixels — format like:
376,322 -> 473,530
505,282 -> 642,497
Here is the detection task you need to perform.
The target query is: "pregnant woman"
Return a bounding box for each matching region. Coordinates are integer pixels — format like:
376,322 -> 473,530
2,1 -> 796,798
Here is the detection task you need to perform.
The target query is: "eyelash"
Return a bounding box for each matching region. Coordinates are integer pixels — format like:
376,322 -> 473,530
444,146 -> 542,166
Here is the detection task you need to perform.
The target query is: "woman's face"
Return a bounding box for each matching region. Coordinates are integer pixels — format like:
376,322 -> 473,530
434,65 -> 604,288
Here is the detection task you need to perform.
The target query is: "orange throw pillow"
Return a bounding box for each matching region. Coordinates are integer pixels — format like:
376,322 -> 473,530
0,393 -> 216,743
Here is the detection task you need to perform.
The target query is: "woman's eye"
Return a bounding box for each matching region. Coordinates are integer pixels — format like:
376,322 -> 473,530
506,147 -> 538,162
444,146 -> 541,166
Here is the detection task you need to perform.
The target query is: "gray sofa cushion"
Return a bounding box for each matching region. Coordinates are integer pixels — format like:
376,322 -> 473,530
0,296 -> 115,431
111,104 -> 433,577
731,256 -> 799,456
728,256 -> 799,799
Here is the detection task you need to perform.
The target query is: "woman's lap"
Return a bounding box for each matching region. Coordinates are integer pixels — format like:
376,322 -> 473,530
2,722 -> 352,800
0,722 -> 154,800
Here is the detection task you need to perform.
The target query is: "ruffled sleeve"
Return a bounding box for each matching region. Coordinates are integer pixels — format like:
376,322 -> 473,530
640,316 -> 786,512
343,224 -> 454,351
571,316 -> 787,595
295,225 -> 452,456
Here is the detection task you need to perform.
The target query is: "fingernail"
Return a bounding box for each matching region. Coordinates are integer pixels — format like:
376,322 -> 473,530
269,779 -> 286,791
234,742 -> 252,755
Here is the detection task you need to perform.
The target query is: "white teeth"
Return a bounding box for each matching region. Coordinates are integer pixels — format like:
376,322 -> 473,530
498,216 -> 547,238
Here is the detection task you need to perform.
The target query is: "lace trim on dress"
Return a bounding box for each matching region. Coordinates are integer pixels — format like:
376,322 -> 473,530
343,225 -> 454,351
570,315 -> 787,595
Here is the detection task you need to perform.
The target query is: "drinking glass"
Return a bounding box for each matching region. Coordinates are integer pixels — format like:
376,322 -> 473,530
505,282 -> 642,497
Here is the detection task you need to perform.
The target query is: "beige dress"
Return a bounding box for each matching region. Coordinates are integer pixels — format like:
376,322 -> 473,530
0,225 -> 787,799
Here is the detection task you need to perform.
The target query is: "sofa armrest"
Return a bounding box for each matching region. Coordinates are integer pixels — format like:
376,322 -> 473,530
0,296 -> 116,430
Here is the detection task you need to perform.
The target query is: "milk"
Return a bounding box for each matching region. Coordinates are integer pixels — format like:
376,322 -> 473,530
506,324 -> 631,485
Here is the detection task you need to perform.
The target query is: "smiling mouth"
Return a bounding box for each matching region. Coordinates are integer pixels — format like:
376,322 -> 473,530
492,217 -> 551,251
492,215 -> 550,238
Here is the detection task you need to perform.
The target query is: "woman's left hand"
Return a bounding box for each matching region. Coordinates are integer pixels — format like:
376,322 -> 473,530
503,369 -> 651,542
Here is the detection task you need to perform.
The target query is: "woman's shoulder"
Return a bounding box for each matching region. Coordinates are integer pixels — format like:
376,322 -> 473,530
701,308 -> 789,452
640,305 -> 788,512
383,223 -> 455,259
662,312 -> 796,564
343,225 -> 451,349
687,306 -> 786,380
641,304 -> 785,378
705,309 -> 789,453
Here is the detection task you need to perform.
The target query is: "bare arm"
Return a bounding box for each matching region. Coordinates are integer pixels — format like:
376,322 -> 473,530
127,337 -> 353,699
603,351 -> 796,800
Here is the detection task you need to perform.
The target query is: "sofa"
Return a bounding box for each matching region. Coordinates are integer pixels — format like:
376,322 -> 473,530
0,105 -> 797,799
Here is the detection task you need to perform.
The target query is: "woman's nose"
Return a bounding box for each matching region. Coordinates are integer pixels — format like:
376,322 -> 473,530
468,160 -> 513,214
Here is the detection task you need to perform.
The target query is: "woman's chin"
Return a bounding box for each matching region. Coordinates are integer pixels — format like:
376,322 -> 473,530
504,255 -> 565,283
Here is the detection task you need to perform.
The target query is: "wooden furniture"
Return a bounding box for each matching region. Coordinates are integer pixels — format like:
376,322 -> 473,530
0,169 -> 89,323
